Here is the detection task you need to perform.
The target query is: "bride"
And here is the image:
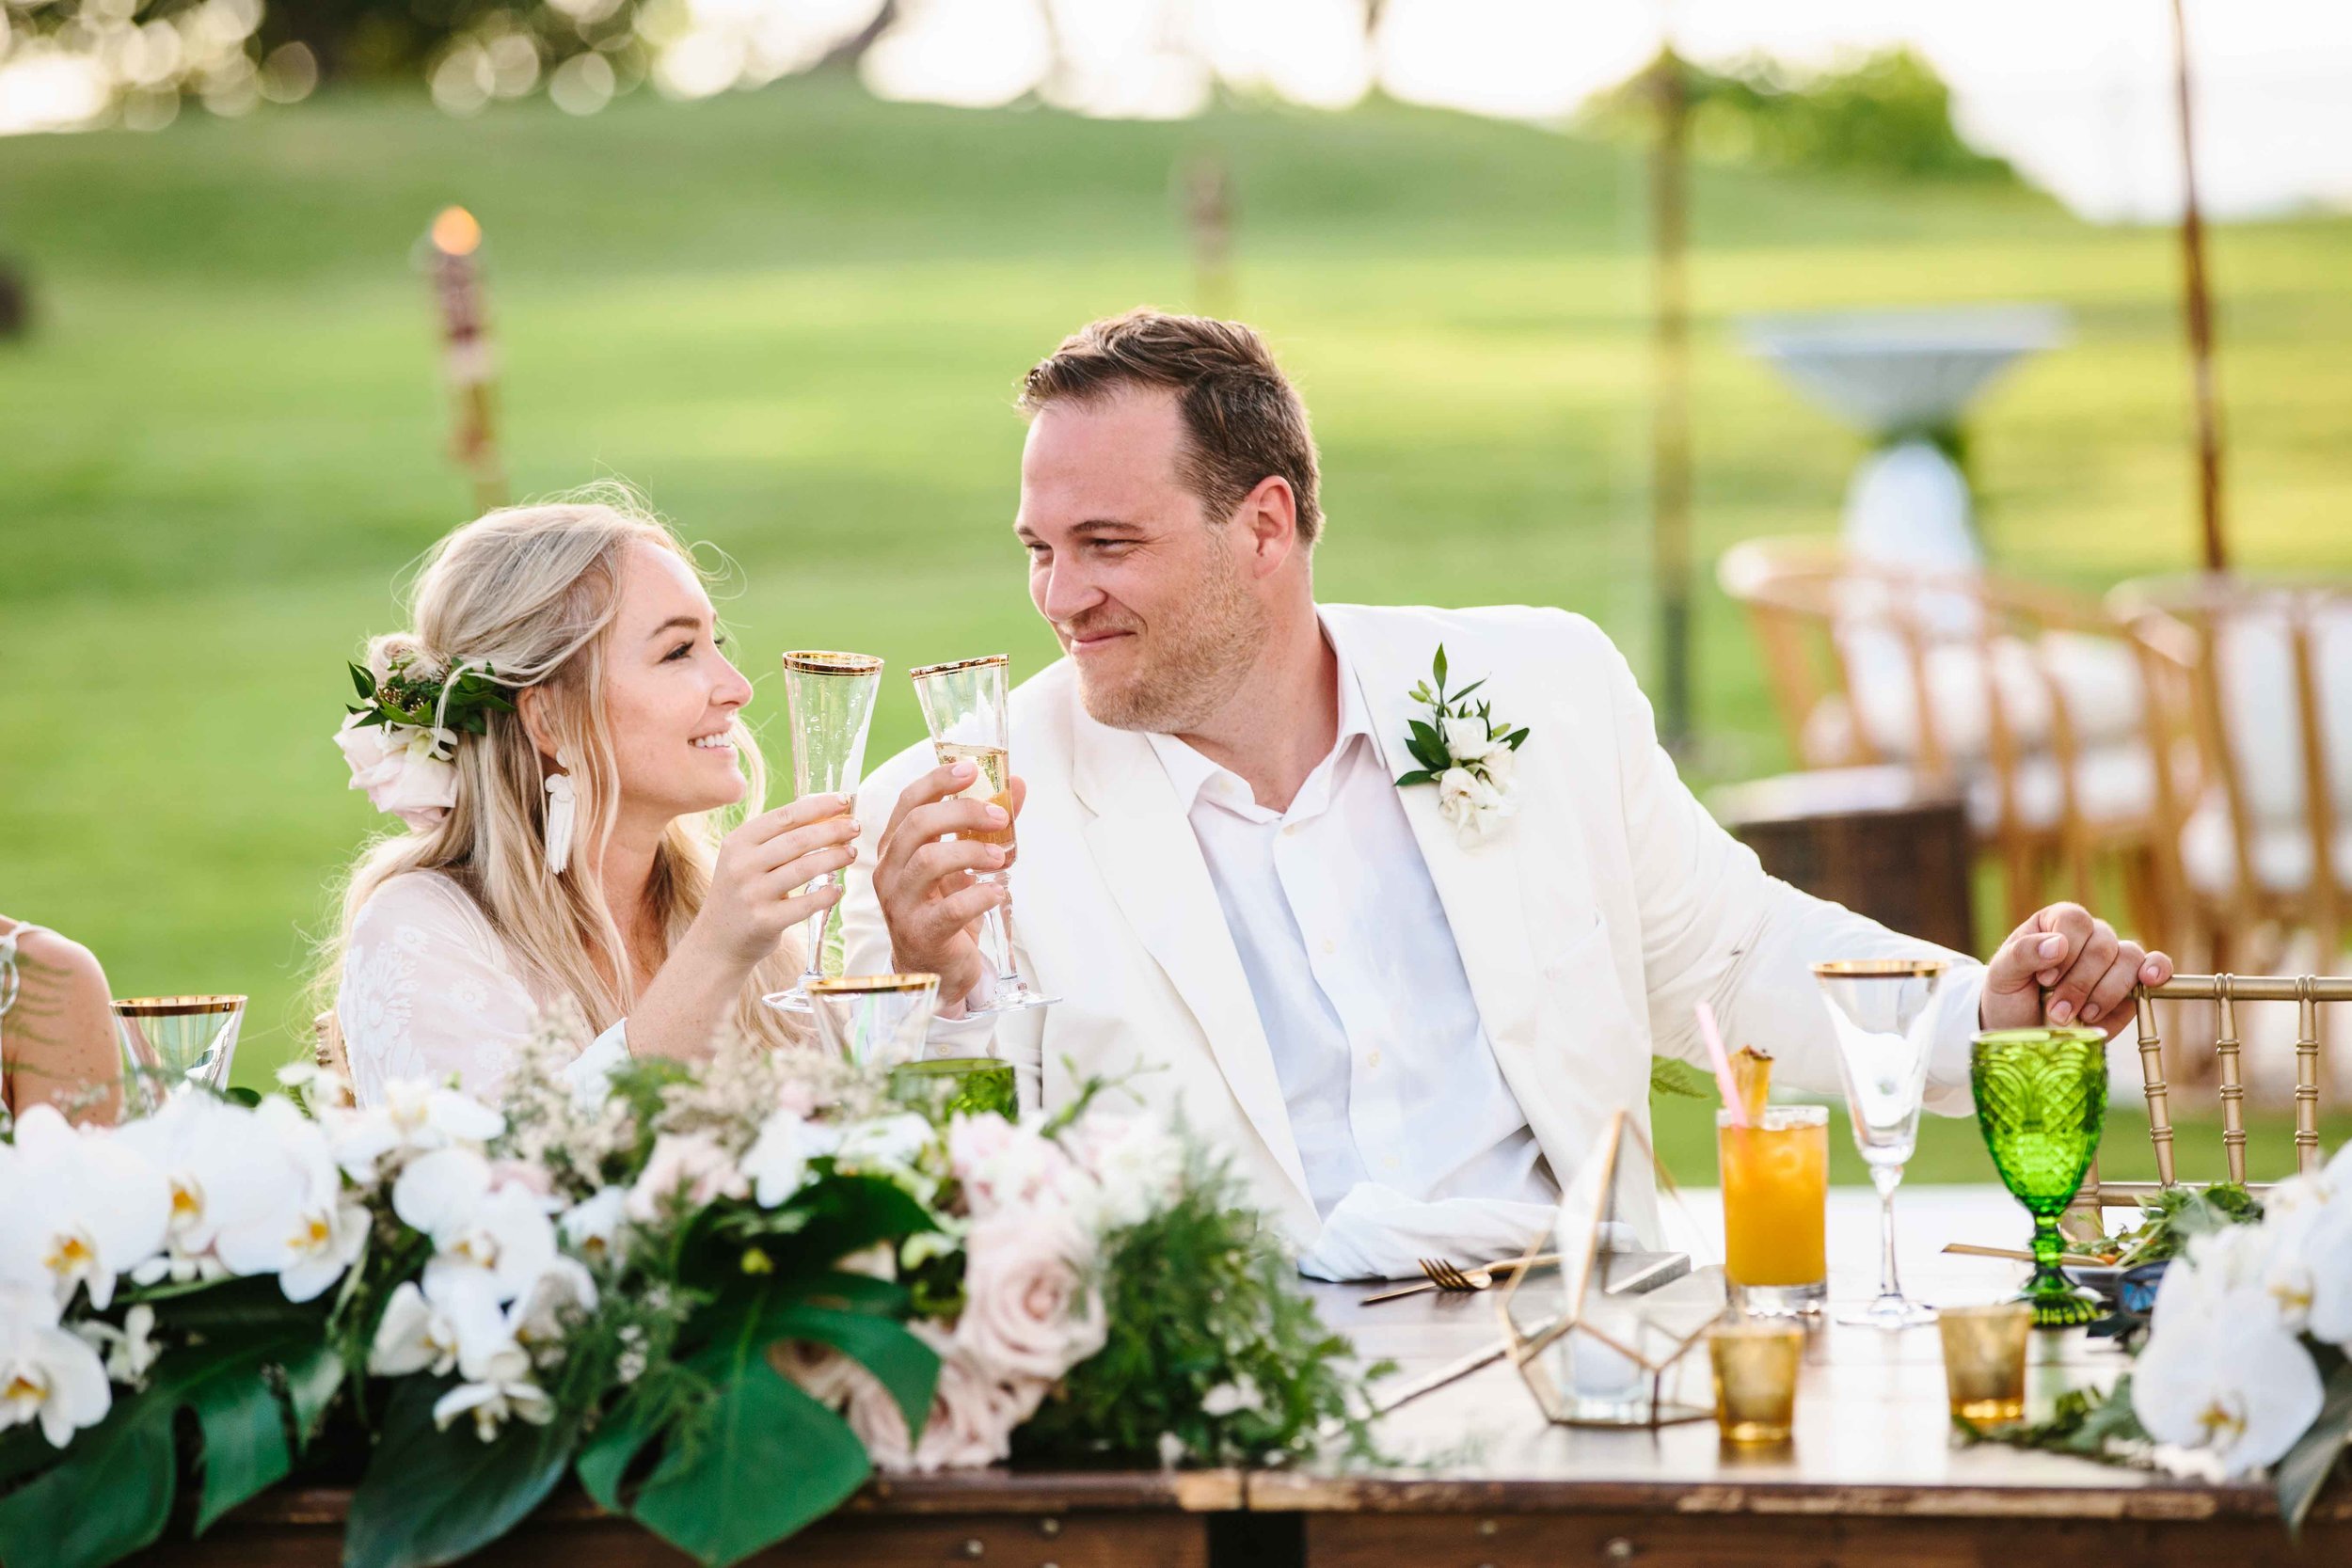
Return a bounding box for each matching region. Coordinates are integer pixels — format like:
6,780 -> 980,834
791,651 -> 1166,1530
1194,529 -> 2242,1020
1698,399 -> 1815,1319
319,491 -> 854,1104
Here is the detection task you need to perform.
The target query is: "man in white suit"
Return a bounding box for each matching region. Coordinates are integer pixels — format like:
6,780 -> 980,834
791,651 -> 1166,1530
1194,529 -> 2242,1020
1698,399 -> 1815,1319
842,309 -> 2170,1277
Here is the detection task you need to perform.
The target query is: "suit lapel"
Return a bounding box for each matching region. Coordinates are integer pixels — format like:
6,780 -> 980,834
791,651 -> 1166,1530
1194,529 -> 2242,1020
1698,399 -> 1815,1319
1068,716 -> 1313,1207
1325,610 -> 1546,1061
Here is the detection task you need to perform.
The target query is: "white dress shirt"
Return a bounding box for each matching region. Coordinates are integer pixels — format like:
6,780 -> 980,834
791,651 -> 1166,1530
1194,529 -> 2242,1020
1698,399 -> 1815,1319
1143,637 -> 1558,1229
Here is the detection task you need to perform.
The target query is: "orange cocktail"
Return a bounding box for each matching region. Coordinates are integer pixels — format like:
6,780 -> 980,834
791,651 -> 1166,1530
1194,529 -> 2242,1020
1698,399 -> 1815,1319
1717,1104 -> 1829,1315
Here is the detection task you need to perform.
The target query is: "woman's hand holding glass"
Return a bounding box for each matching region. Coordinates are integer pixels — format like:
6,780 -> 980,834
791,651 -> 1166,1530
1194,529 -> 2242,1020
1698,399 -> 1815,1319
688,794 -> 862,972
871,760 -> 1027,1008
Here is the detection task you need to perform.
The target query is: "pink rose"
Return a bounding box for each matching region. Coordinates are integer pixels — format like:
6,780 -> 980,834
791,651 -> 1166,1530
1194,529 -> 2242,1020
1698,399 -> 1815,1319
955,1211 -> 1105,1383
948,1114 -> 1078,1219
334,715 -> 459,832
624,1132 -> 748,1223
844,1322 -> 1045,1473
769,1339 -> 858,1409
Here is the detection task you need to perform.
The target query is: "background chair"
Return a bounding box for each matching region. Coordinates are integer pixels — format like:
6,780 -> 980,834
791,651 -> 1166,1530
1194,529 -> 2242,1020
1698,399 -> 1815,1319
1719,538 -> 2176,942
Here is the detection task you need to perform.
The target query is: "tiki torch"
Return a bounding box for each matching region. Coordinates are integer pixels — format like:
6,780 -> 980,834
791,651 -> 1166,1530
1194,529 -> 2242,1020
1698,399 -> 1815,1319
424,206 -> 506,514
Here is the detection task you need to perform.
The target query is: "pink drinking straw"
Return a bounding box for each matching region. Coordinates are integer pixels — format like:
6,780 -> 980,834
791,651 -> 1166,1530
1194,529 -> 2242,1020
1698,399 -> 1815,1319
1696,1000 -> 1749,1127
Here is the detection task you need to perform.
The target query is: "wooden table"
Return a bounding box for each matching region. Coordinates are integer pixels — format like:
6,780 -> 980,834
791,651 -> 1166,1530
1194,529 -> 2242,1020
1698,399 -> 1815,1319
1267,1187 -> 2350,1566
160,1193 -> 2344,1567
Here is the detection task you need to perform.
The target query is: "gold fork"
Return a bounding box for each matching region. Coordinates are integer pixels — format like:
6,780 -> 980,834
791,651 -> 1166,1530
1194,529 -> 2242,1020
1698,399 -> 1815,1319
1362,1252 -> 1563,1304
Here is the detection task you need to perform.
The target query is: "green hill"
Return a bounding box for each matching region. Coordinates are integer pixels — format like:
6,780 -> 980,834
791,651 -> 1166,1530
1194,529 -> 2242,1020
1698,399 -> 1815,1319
4,77 -> 2348,1179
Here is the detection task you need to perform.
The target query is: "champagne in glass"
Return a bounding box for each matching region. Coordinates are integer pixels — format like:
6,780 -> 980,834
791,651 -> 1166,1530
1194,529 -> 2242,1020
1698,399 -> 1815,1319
1812,958 -> 1948,1329
767,651 -> 883,1014
910,655 -> 1056,1013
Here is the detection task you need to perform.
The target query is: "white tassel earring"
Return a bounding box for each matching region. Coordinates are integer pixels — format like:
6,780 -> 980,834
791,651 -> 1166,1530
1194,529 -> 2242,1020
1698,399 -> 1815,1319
543,750 -> 577,878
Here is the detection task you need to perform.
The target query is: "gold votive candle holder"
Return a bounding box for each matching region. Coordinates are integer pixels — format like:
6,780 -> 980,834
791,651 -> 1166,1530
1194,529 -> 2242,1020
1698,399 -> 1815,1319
1938,1302 -> 2032,1424
1707,1318 -> 1804,1445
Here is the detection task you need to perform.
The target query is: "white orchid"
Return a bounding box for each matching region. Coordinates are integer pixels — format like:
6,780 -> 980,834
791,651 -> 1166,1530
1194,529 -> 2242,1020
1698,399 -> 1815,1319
114,1092 -> 284,1286
430,1323 -> 555,1442
369,1276 -> 501,1378
557,1187 -> 628,1266
205,1099 -> 369,1304
393,1148 -> 560,1304
0,1284 -> 112,1448
328,1078 -> 506,1181
815,1114 -> 937,1193
0,1105 -> 171,1311
72,1304 -> 161,1387
741,1109 -> 815,1209
2135,1279 -> 2324,1477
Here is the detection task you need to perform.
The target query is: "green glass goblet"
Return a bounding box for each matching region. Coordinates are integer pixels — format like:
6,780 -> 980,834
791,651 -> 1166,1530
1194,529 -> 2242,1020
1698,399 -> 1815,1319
1970,1026 -> 2109,1327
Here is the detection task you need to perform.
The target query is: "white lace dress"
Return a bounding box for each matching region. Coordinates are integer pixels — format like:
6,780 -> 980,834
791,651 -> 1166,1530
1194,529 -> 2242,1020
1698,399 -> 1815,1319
337,872 -> 628,1107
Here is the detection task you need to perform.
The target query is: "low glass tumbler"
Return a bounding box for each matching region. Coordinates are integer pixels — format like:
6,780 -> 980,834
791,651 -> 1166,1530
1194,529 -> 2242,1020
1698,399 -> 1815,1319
1708,1318 -> 1804,1445
1938,1302 -> 2032,1424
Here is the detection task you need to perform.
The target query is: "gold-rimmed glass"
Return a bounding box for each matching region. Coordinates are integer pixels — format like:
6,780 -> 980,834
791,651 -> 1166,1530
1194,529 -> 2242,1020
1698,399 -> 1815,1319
113,994 -> 246,1115
769,650 -> 884,1014
803,973 -> 938,1070
1707,1317 -> 1804,1444
909,655 -> 1056,1013
1937,1301 -> 2033,1422
1812,958 -> 1948,1329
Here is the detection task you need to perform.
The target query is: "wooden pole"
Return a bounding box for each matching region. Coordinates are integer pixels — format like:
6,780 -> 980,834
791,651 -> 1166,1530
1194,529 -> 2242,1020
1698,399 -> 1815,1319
426,206 -> 506,515
1182,152 -> 1235,320
1650,48 -> 1694,750
2169,0 -> 2226,573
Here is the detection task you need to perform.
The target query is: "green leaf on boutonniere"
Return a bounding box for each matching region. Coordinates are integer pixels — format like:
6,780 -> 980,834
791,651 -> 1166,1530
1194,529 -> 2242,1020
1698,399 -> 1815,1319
1395,769 -> 1438,787
1432,644 -> 1448,689
1449,678 -> 1486,706
1501,727 -> 1530,750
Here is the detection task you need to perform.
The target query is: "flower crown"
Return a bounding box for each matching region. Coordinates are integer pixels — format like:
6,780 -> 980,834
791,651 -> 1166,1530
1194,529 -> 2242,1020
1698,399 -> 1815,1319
334,650 -> 516,832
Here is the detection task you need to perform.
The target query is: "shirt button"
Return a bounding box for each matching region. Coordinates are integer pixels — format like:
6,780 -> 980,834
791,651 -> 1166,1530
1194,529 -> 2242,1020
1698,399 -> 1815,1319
1382,1154 -> 1401,1172
1367,1049 -> 1382,1069
1320,938 -> 1335,956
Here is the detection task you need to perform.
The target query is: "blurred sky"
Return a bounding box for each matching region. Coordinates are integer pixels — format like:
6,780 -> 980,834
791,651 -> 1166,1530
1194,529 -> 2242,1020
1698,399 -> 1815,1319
857,0 -> 2352,223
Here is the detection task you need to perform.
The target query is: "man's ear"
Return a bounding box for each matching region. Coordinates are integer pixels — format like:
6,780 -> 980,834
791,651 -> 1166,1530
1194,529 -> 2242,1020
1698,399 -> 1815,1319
515,686 -> 559,763
1235,475 -> 1298,578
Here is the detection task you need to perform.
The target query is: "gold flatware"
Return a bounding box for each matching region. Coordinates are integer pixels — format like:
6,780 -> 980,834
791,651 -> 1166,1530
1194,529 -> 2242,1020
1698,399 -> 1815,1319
1941,1242 -> 2112,1269
1361,1252 -> 1564,1305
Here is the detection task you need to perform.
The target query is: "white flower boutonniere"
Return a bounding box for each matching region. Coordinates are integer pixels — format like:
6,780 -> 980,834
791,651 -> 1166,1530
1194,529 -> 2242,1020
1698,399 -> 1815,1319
1394,644 -> 1528,847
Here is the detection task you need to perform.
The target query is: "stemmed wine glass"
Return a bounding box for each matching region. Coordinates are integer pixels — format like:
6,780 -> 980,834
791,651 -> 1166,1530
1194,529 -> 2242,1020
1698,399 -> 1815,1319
909,655 -> 1057,1013
766,651 -> 883,1014
1972,1025 -> 2110,1327
1812,958 -> 1948,1329
113,994 -> 246,1117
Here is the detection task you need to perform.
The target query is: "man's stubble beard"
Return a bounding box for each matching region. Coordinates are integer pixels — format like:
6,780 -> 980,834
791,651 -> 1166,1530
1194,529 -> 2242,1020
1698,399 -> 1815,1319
1074,538 -> 1268,736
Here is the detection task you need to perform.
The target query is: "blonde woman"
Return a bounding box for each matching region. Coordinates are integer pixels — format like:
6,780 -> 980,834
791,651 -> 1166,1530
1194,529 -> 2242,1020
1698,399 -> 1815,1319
322,494 -> 853,1105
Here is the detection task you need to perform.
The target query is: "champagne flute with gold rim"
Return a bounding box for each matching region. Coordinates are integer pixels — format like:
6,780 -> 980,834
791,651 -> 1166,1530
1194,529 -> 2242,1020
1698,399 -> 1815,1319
910,655 -> 1057,1013
767,650 -> 884,1014
1813,958 -> 1948,1329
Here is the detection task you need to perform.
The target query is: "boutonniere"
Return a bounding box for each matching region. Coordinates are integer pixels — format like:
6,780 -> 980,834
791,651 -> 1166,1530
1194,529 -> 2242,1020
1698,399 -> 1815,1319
1393,644 -> 1529,847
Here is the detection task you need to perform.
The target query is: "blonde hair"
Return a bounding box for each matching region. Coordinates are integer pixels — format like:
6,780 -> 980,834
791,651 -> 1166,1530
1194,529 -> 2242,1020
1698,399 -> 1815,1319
315,487 -> 804,1054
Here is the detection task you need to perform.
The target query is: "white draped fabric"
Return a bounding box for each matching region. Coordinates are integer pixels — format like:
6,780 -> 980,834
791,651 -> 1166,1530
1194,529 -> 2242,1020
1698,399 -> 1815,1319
336,871 -> 628,1106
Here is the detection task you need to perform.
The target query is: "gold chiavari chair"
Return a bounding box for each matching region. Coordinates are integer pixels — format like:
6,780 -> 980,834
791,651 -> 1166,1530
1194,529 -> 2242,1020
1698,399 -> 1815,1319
311,1009 -> 354,1103
2070,973 -> 2344,1232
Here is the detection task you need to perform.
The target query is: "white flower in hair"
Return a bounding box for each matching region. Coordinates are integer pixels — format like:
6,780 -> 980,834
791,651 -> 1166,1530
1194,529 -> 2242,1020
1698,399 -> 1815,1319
335,649 -> 514,832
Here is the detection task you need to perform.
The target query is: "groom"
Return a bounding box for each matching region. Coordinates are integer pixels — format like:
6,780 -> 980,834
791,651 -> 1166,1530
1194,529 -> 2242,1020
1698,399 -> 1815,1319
840,309 -> 2170,1275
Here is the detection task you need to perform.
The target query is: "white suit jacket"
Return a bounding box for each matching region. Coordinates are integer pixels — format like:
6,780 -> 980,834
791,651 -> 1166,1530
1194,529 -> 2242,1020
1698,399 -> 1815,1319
841,605 -> 1986,1243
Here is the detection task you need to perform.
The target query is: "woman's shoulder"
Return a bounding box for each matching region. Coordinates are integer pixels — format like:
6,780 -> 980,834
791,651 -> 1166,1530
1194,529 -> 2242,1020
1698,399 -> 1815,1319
350,870 -> 493,942
2,920 -> 109,1001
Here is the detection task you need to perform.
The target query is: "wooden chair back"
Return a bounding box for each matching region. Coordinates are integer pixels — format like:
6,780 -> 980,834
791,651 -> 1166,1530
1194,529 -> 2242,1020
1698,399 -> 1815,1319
2078,974 -> 2343,1218
1718,538 -> 2156,925
2109,577 -> 2351,961
312,1009 -> 353,1100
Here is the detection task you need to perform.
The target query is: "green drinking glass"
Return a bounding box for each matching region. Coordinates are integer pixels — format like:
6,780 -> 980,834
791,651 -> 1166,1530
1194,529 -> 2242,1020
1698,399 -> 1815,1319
893,1057 -> 1018,1119
1970,1026 -> 2109,1327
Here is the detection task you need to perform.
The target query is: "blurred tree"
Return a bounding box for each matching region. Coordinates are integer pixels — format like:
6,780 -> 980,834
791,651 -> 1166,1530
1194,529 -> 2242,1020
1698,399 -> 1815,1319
1586,48 -> 2020,184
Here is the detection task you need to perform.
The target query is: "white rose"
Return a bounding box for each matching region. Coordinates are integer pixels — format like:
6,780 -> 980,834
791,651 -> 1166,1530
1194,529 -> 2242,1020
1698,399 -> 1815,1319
954,1211 -> 1105,1383
1440,716 -> 1499,764
334,717 -> 459,832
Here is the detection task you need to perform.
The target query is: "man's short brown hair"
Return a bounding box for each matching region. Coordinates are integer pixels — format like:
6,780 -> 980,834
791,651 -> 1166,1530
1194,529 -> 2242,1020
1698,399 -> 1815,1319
1018,309 -> 1323,546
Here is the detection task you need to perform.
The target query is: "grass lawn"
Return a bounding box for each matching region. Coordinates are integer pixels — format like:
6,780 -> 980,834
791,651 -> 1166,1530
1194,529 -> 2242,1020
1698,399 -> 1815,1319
4,78 -> 2349,1179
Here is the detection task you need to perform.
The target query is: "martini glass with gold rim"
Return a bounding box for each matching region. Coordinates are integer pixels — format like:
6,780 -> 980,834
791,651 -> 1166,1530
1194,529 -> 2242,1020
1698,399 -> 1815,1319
1813,958 -> 1948,1329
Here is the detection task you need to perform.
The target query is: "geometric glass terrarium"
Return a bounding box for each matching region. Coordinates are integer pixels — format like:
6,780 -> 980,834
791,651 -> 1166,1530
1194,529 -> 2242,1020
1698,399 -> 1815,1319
1497,1109 -> 1726,1428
